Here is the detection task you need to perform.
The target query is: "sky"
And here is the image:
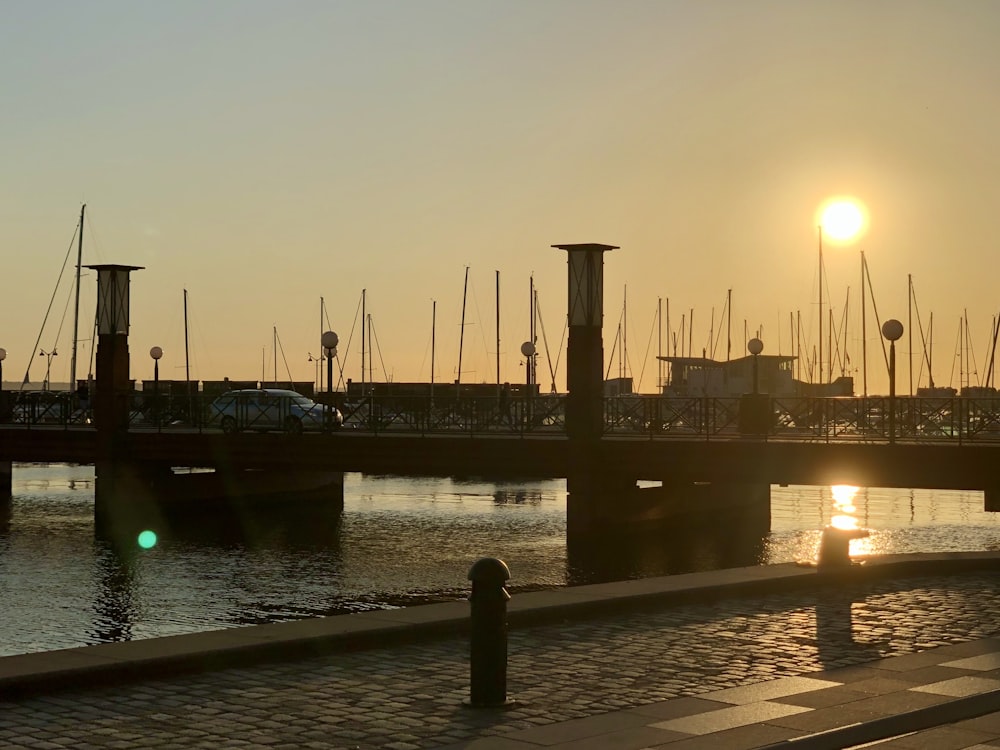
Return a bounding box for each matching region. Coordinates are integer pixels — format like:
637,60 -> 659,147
3,0 -> 999,395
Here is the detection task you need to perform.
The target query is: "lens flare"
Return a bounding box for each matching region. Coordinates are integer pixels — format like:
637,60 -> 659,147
137,530 -> 158,549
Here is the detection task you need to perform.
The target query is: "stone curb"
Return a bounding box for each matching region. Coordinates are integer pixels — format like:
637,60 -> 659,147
2,551 -> 999,700
760,686 -> 1000,750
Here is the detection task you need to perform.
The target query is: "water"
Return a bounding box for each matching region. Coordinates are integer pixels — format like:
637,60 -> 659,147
2,463 -> 1000,657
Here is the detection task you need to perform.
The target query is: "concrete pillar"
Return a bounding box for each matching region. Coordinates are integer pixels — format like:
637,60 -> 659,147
0,460 -> 12,507
555,243 -> 620,537
985,487 -> 1000,513
87,264 -> 144,535
554,243 -> 617,442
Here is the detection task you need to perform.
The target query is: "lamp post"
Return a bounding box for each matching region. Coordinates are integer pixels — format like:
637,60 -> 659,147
882,319 -> 904,444
0,348 -> 6,421
747,337 -> 763,395
39,349 -> 58,391
321,330 -> 338,431
521,341 -> 535,428
150,346 -> 163,429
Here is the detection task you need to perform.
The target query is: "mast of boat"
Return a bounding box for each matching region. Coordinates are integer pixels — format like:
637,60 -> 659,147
361,288 -> 367,392
527,275 -> 535,389
796,311 -> 802,382
657,298 -> 662,391
319,297 -> 325,393
457,269 -> 468,386
431,299 -> 436,402
861,251 -> 868,396
69,204 -> 85,392
908,274 -> 914,396
622,286 -> 628,381
928,312 -> 935,388
727,289 -> 732,362
688,308 -> 694,361
818,226 -> 824,387
959,315 -> 965,390
829,303 -> 835,384
495,270 -> 501,393
183,289 -> 192,414
986,315 -> 999,389
272,326 -> 278,385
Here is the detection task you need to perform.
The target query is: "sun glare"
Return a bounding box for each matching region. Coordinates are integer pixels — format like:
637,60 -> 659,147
818,197 -> 867,244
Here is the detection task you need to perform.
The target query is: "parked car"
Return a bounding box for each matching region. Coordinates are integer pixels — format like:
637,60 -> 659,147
208,389 -> 343,434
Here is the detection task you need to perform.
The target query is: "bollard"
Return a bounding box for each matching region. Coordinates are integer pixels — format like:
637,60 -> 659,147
817,525 -> 870,569
464,557 -> 515,708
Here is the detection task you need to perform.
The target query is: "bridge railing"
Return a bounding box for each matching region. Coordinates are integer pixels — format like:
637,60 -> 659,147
337,393 -> 566,435
601,394 -> 1000,443
4,389 -> 1000,443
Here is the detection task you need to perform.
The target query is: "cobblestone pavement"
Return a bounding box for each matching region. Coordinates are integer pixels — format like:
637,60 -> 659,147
3,573 -> 1000,749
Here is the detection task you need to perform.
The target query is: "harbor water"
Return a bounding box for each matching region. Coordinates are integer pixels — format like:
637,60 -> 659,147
2,463 -> 1000,657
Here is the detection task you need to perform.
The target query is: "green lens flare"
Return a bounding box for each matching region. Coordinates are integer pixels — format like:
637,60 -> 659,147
137,530 -> 158,549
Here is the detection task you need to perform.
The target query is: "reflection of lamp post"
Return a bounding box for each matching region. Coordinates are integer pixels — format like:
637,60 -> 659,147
321,330 -> 338,431
747,338 -> 763,394
150,346 -> 163,429
882,319 -> 903,444
39,349 -> 58,391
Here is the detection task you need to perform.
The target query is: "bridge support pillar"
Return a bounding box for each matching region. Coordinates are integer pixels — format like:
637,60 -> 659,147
94,459 -> 170,541
986,488 -> 1000,513
1,460 -> 11,503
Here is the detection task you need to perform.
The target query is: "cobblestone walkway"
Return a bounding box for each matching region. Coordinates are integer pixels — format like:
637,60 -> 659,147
3,573 -> 1000,749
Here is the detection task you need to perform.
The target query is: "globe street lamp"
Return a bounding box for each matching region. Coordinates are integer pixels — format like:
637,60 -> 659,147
321,330 -> 338,431
150,346 -> 163,429
882,319 -> 904,444
747,337 -> 763,395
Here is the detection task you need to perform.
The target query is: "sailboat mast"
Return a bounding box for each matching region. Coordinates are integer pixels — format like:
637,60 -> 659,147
183,289 -> 191,413
908,274 -> 913,396
320,297 -> 325,393
495,270 -> 500,391
70,204 -> 85,392
457,270 -> 468,386
623,286 -> 628,381
688,308 -> 694,361
928,312 -> 935,388
727,288 -> 732,362
657,297 -> 662,391
431,299 -> 436,400
818,227 -> 824,386
861,251 -> 868,397
361,288 -> 367,391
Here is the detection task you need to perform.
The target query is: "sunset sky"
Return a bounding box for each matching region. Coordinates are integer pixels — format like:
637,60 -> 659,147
3,0 -> 999,395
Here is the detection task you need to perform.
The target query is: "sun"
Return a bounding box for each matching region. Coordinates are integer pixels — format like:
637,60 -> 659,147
817,197 -> 867,244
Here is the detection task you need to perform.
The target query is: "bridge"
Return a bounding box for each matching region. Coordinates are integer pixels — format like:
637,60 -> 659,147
2,248 -> 999,540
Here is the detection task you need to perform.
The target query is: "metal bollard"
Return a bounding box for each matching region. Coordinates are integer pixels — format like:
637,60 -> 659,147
464,557 -> 515,708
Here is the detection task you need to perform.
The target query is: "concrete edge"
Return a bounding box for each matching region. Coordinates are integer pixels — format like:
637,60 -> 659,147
758,686 -> 1000,750
3,551 -> 1000,699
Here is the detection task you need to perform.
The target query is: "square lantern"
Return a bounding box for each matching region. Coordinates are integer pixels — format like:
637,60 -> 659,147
86,265 -> 144,335
552,244 -> 617,328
